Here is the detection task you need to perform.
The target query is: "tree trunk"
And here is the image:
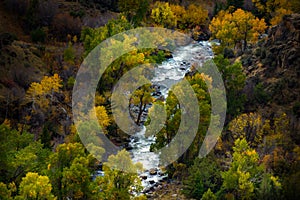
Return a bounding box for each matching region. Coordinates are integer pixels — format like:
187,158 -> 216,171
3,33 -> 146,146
136,94 -> 144,125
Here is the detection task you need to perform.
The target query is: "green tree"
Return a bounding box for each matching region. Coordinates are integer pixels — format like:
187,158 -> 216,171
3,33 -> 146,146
258,173 -> 282,200
47,143 -> 97,200
221,138 -> 264,199
118,0 -> 150,25
94,149 -> 143,199
61,157 -> 93,199
150,72 -> 212,163
201,188 -> 217,200
63,42 -> 75,65
213,55 -> 246,118
183,155 -> 221,199
81,16 -> 133,56
15,172 -> 56,200
0,124 -> 49,185
0,182 -> 15,200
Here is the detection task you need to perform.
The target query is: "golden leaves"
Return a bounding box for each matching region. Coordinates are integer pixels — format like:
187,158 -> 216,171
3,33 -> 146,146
210,9 -> 267,52
26,74 -> 63,110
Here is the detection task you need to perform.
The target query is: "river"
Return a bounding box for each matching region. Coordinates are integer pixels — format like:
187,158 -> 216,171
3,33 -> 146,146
128,40 -> 214,193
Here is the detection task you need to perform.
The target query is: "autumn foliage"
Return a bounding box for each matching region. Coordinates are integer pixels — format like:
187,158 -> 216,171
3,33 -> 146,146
210,8 -> 267,53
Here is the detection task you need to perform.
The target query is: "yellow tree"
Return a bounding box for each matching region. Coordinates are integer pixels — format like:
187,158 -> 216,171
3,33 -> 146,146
229,112 -> 264,147
183,4 -> 208,28
26,74 -> 62,111
151,2 -> 177,28
170,4 -> 186,29
16,172 -> 56,200
94,106 -> 111,130
95,149 -> 143,199
252,0 -> 292,25
169,4 -> 208,30
210,9 -> 267,53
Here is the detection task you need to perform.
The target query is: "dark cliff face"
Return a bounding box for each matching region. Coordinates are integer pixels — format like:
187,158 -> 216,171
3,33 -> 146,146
241,14 -> 300,143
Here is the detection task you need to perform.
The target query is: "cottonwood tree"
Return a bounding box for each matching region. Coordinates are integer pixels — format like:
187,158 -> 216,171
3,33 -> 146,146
47,143 -> 98,200
94,149 -> 143,200
130,84 -> 154,125
210,8 -> 267,53
252,0 -> 292,25
15,172 -> 56,200
0,124 -> 48,185
151,2 -> 177,28
229,112 -> 264,147
221,138 -> 264,199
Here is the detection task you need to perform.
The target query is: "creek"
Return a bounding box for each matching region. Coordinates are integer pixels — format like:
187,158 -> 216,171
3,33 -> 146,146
127,40 -> 214,193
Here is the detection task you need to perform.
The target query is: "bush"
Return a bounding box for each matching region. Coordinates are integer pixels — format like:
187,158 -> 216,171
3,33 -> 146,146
30,28 -> 46,43
254,83 -> 270,104
70,9 -> 86,18
63,43 -> 76,64
67,76 -> 75,89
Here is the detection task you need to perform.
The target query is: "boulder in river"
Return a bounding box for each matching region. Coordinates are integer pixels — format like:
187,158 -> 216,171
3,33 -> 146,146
149,168 -> 158,175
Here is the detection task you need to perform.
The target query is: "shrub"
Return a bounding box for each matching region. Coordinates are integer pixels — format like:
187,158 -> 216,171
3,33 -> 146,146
63,43 -> 76,64
30,28 -> 46,43
70,9 -> 86,18
254,83 -> 270,104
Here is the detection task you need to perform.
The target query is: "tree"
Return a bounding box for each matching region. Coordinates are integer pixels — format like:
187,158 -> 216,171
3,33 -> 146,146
258,173 -> 283,200
252,0 -> 292,25
182,4 -> 208,29
201,188 -> 217,200
151,2 -> 177,28
94,149 -> 143,199
61,157 -> 93,199
47,143 -> 97,200
150,72 -> 212,163
94,106 -> 111,130
229,112 -> 264,147
130,84 -> 154,125
25,74 -> 65,140
221,138 -> 264,199
26,74 -> 62,111
210,9 -> 267,53
183,155 -> 221,199
81,16 -> 133,56
213,55 -> 246,118
16,172 -> 56,200
0,124 -> 49,185
0,182 -> 15,200
118,0 -> 150,25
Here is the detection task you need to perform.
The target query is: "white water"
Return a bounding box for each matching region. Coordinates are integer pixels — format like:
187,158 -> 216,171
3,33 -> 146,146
128,41 -> 214,190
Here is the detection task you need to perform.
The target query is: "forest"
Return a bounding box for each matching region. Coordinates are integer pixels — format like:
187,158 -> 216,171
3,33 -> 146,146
0,0 -> 300,199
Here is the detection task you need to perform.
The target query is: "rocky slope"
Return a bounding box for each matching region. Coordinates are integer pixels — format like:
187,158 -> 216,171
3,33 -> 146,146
0,37 -> 45,122
241,13 -> 300,143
